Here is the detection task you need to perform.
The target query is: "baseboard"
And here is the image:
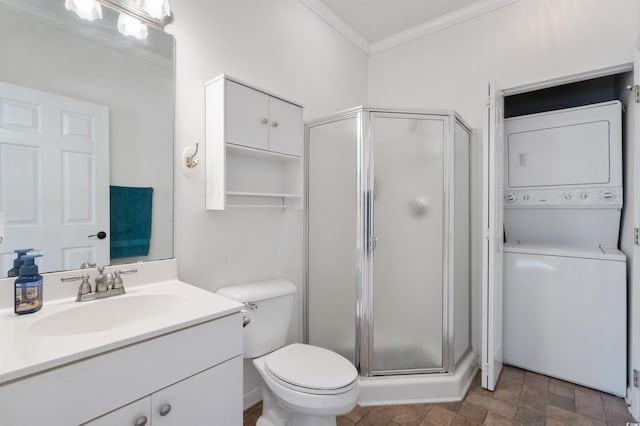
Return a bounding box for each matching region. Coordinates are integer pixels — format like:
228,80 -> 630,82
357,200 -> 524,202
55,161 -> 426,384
244,387 -> 262,410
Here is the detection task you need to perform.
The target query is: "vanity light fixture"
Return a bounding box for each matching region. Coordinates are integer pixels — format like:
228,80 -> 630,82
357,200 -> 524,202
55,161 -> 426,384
117,12 -> 148,40
64,0 -> 172,30
65,0 -> 103,21
97,0 -> 173,28
140,0 -> 170,20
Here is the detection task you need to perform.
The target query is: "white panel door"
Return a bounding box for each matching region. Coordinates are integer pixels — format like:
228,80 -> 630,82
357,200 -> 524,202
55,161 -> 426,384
630,43 -> 640,420
481,81 -> 504,390
268,96 -> 302,156
225,80 -> 269,150
0,81 -> 109,273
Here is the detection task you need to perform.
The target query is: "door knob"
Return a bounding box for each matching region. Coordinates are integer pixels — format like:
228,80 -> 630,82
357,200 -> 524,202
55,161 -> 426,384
88,231 -> 107,240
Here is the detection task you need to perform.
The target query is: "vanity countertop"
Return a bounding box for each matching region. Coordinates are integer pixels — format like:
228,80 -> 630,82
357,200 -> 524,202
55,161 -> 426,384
0,280 -> 243,384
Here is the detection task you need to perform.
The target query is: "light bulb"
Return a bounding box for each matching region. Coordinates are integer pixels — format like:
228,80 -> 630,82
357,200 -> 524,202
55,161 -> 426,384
117,13 -> 148,40
141,0 -> 170,19
65,0 -> 102,21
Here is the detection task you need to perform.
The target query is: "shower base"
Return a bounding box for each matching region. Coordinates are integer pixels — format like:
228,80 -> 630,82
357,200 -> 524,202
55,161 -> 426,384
358,350 -> 478,406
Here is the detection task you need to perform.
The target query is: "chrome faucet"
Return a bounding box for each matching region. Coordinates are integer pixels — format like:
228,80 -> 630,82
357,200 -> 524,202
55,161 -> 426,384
61,267 -> 138,302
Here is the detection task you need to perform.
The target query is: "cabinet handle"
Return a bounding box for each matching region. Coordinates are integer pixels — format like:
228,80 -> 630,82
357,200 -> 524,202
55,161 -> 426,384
271,121 -> 279,127
260,118 -> 268,124
159,403 -> 172,416
134,416 -> 148,426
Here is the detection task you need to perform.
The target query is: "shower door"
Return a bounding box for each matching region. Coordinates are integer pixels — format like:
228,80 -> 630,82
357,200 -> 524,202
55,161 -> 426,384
306,107 -> 470,378
367,113 -> 448,375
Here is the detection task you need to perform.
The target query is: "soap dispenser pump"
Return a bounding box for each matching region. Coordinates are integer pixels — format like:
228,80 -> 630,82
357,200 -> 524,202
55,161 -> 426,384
15,254 -> 43,315
7,249 -> 34,278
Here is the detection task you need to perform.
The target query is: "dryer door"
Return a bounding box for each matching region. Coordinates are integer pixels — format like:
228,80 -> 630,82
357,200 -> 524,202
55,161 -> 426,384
504,101 -> 622,189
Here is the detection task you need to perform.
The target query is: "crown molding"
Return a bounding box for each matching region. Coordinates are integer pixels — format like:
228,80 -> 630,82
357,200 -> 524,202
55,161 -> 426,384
369,0 -> 521,54
300,0 -> 521,56
300,0 -> 371,54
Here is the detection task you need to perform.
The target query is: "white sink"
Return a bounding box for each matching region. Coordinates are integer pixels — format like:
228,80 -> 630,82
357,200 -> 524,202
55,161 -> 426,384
0,279 -> 243,385
29,293 -> 189,336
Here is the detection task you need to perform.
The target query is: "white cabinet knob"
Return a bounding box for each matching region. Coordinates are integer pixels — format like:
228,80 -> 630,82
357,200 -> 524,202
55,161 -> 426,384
260,118 -> 268,124
159,403 -> 172,416
271,121 -> 279,127
134,416 -> 148,426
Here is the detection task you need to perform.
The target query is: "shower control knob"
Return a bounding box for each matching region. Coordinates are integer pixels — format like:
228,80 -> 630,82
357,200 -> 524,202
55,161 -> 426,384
504,192 -> 517,203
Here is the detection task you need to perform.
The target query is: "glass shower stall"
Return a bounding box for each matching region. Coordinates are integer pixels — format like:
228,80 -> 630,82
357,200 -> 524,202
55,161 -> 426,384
305,107 -> 473,399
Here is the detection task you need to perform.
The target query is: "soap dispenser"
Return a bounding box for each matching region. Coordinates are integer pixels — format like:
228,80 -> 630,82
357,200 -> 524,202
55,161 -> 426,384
15,254 -> 43,315
7,249 -> 33,277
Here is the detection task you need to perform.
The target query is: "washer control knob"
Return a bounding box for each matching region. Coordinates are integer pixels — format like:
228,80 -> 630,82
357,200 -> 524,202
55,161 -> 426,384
504,192 -> 517,203
523,194 -> 530,201
600,190 -> 615,201
580,192 -> 588,200
564,193 -> 572,200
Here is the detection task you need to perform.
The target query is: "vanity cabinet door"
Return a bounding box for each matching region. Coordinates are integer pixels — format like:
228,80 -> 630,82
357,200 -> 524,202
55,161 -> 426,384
83,397 -> 150,426
268,96 -> 303,157
151,355 -> 242,426
225,80 -> 269,150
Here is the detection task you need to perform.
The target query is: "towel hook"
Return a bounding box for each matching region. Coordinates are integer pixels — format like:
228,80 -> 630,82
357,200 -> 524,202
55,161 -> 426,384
185,142 -> 200,169
182,141 -> 200,176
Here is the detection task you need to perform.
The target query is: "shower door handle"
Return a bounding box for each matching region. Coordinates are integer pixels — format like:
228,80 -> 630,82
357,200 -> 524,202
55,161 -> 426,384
369,237 -> 379,251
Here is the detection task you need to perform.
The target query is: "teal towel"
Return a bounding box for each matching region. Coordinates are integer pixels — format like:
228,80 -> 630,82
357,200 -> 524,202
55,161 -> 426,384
110,186 -> 153,259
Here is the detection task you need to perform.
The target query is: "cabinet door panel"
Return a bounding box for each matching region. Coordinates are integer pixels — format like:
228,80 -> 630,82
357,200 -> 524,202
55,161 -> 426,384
83,397 -> 150,426
151,356 -> 242,426
268,96 -> 302,156
226,80 -> 269,150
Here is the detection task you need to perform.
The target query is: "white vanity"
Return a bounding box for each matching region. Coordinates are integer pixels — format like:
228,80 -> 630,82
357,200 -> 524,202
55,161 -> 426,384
0,259 -> 244,426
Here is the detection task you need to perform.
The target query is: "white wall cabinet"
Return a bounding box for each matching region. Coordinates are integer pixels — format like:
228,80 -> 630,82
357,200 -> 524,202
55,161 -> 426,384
206,75 -> 303,209
86,357 -> 242,426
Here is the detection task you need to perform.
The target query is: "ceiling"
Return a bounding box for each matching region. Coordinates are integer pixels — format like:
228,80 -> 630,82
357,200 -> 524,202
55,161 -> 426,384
320,0 -> 479,43
301,0 -> 519,54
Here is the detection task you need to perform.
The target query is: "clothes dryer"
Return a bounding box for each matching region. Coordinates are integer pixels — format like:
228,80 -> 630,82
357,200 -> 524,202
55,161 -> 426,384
503,101 -> 622,245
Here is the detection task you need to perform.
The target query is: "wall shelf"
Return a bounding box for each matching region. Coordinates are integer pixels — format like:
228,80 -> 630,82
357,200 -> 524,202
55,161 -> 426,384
226,144 -> 302,162
226,191 -> 301,198
205,75 -> 304,210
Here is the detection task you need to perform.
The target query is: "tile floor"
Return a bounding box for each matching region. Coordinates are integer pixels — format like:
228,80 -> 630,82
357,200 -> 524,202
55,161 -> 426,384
243,366 -> 638,426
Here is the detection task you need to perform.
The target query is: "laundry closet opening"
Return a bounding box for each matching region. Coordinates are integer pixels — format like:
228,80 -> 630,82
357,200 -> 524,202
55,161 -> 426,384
500,70 -> 634,398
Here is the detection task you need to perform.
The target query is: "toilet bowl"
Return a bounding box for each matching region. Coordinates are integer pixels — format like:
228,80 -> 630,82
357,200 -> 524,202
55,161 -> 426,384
255,344 -> 358,425
216,280 -> 359,426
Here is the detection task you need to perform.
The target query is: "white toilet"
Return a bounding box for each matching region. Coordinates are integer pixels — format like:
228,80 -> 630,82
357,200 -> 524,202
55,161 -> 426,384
217,279 -> 358,426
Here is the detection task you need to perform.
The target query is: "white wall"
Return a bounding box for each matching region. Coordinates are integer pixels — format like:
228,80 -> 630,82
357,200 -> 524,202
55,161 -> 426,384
368,0 -> 636,362
166,0 -> 368,407
369,0 -> 636,128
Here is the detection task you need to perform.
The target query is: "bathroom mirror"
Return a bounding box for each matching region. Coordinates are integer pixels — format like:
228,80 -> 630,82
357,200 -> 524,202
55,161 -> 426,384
0,0 -> 174,277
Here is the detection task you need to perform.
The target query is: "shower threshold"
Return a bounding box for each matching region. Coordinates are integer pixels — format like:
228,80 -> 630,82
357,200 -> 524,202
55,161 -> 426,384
357,350 -> 478,406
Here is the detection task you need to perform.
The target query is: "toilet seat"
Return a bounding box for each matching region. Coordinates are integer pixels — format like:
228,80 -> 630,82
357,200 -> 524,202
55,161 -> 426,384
264,343 -> 358,395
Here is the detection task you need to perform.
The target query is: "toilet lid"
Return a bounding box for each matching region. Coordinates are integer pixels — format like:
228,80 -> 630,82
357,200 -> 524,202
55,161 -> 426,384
264,344 -> 357,391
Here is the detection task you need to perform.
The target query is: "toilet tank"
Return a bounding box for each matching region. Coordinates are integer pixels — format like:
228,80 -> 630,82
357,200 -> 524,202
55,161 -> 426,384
217,279 -> 296,359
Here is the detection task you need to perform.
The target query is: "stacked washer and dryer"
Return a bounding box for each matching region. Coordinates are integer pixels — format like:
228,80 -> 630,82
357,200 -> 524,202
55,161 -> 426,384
502,101 -> 627,396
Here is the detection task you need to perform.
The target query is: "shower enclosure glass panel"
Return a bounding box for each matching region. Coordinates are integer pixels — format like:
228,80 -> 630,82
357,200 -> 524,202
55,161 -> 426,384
305,107 -> 472,380
307,117 -> 359,364
453,122 -> 471,365
371,114 -> 445,373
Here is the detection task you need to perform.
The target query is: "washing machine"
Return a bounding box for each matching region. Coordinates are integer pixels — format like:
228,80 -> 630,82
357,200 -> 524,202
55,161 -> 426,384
503,242 -> 626,396
502,101 -> 626,395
